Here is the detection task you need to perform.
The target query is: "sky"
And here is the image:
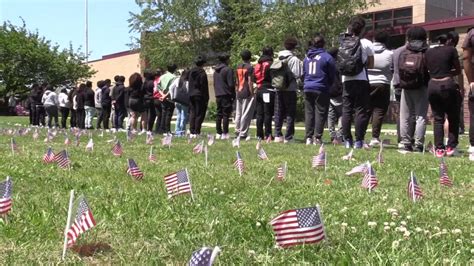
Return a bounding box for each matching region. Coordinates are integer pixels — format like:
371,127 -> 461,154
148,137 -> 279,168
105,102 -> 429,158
0,0 -> 141,61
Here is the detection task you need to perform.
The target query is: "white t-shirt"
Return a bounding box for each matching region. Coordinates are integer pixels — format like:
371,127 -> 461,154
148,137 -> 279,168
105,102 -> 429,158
342,38 -> 375,82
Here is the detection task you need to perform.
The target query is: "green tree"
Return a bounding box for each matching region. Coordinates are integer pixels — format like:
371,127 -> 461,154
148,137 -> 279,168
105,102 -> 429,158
0,21 -> 94,97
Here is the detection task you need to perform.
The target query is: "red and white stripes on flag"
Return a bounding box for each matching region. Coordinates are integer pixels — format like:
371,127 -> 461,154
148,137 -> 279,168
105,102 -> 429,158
345,163 -> 368,176
207,134 -> 215,146
312,152 -> 326,168
54,150 -> 71,169
270,205 -> 325,248
257,147 -> 268,160
43,147 -> 55,163
164,169 -> 192,199
85,138 -> 94,151
112,141 -> 123,156
276,162 -> 287,181
0,177 -> 12,215
148,147 -> 157,162
408,172 -> 423,202
64,136 -> 71,146
439,159 -> 453,187
234,151 -> 245,176
361,163 -> 378,191
66,196 -> 96,247
193,141 -> 204,154
127,159 -> 144,180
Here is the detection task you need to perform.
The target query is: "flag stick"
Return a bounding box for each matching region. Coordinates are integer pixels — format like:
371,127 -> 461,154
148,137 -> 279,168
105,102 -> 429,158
2,176 -> 10,223
422,144 -> 426,155
316,204 -> 327,242
185,168 -> 195,201
62,190 -> 75,260
149,146 -> 153,158
205,145 -> 208,167
324,153 -> 327,172
10,138 -> 14,156
411,171 -> 416,203
284,161 -> 288,179
209,246 -> 221,265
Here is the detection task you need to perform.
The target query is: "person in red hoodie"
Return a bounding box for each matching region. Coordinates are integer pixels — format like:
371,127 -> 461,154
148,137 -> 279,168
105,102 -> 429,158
254,46 -> 274,141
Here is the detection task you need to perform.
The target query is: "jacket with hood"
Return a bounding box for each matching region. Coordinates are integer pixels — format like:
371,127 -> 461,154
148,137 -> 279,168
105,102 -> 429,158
277,50 -> 303,91
368,42 -> 393,85
29,88 -> 43,105
111,82 -> 126,109
42,90 -> 59,107
213,63 -> 235,97
84,88 -> 95,107
392,40 -> 429,88
254,55 -> 273,91
303,48 -> 336,93
188,67 -> 209,100
101,86 -> 112,107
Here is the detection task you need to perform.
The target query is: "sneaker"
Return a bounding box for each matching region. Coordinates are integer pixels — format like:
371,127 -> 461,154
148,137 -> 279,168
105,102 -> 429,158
274,137 -> 283,143
223,133 -> 229,140
468,146 -> 474,153
306,138 -> 313,145
435,149 -> 446,158
216,134 -> 222,140
354,140 -> 364,149
469,153 -> 474,161
284,138 -> 294,144
398,145 -> 413,154
413,145 -> 424,153
138,130 -> 146,135
344,140 -> 353,149
446,147 -> 459,157
313,138 -> 322,145
245,136 -> 251,141
369,138 -> 380,147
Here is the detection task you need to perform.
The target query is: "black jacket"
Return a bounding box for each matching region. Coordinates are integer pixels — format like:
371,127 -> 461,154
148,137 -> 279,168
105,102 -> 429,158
188,67 -> 209,100
143,79 -> 154,105
111,83 -> 126,109
101,86 -> 111,106
213,63 -> 234,97
84,88 -> 95,107
75,91 -> 85,109
29,88 -> 43,105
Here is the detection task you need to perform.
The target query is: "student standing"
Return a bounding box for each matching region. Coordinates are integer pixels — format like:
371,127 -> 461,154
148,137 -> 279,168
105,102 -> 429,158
143,71 -> 156,132
254,46 -> 274,141
462,27 -> 474,160
95,80 -> 103,129
58,88 -> 70,129
338,16 -> 374,149
101,79 -> 112,130
111,75 -> 127,131
128,73 -> 147,132
367,31 -> 393,147
75,84 -> 86,130
235,50 -> 256,140
188,56 -> 209,137
213,54 -> 235,139
175,70 -> 190,137
84,81 -> 96,129
303,34 -> 336,145
68,87 -> 77,128
157,64 -> 178,135
42,85 -> 59,128
327,48 -> 343,143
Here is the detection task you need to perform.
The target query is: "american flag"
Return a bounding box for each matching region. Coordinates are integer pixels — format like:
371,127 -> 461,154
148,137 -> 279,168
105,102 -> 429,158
10,138 -> 18,152
342,149 -> 353,160
162,134 -> 172,147
276,162 -> 287,181
54,150 -> 71,169
148,147 -> 157,162
312,152 -> 326,168
193,141 -> 204,154
377,145 -> 384,164
64,136 -> 71,146
112,141 -> 123,156
270,206 -> 325,248
257,147 -> 268,160
234,151 -> 245,176
439,159 -> 453,187
43,147 -> 55,163
361,163 -> 378,191
164,169 -> 192,198
127,159 -> 144,180
146,133 -> 154,145
207,135 -> 215,146
256,139 -> 262,150
232,137 -> 240,148
85,138 -> 94,151
188,247 -> 220,266
74,134 -> 80,146
32,130 -> 39,140
0,177 -> 12,215
408,172 -> 423,201
345,163 -> 368,176
66,196 -> 96,247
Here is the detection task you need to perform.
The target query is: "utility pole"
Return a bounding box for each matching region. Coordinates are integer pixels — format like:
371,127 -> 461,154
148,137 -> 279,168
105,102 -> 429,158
85,0 -> 89,63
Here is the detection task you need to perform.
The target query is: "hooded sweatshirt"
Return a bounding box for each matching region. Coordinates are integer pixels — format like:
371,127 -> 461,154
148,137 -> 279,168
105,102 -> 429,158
368,42 -> 394,85
254,55 -> 273,90
213,63 -> 235,97
188,66 -> 209,100
303,47 -> 336,93
42,90 -> 59,107
277,50 -> 303,91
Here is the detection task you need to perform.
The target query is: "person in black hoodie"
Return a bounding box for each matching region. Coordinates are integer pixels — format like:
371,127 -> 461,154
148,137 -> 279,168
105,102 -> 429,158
75,84 -> 86,129
100,79 -> 112,130
254,46 -> 274,140
143,71 -> 156,132
29,83 -> 42,126
188,55 -> 209,137
84,81 -> 96,129
68,87 -> 77,128
111,75 -> 127,130
213,53 -> 234,139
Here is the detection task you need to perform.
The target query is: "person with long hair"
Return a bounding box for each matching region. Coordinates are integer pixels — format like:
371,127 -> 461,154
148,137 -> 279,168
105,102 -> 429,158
128,73 -> 147,132
75,84 -> 86,129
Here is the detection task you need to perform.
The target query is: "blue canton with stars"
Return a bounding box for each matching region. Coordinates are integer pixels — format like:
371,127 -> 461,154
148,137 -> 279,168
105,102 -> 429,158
177,170 -> 189,184
189,247 -> 212,266
296,207 -> 321,228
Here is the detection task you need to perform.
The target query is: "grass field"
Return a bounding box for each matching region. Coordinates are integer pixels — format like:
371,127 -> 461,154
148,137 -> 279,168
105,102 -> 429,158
0,116 -> 472,264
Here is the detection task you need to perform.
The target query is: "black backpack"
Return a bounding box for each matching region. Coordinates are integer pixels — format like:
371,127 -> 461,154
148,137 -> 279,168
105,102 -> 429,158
337,34 -> 364,76
398,48 -> 426,90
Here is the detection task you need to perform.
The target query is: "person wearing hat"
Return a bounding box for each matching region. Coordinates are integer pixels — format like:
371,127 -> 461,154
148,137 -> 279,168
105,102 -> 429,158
188,55 -> 209,137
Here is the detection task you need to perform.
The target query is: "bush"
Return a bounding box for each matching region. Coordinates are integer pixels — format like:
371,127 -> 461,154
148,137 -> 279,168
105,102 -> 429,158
206,101 -> 218,121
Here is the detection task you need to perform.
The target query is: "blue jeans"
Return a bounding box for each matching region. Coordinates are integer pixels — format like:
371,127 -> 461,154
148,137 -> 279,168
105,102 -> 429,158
175,103 -> 188,136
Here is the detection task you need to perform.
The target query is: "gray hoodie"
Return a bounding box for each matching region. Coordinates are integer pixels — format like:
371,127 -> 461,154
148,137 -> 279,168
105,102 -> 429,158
278,50 -> 303,91
368,42 -> 393,85
41,90 -> 59,107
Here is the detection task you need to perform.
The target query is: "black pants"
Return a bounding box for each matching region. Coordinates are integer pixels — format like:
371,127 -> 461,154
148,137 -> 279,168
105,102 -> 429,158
342,80 -> 370,142
189,96 -> 208,135
60,107 -> 69,128
32,104 -> 45,126
216,95 -> 233,135
368,83 -> 391,139
151,101 -> 163,133
70,109 -> 77,128
394,89 -> 402,143
160,100 -> 175,134
274,91 -> 296,140
100,105 -> 111,129
428,79 -> 461,149
114,106 -> 126,129
45,105 -> 59,128
28,105 -> 33,125
256,90 -> 274,139
469,93 -> 474,146
95,108 -> 103,129
76,108 -> 85,129
304,91 -> 330,140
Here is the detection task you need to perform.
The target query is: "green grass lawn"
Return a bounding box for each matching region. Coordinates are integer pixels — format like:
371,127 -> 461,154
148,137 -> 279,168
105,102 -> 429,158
0,116 -> 472,264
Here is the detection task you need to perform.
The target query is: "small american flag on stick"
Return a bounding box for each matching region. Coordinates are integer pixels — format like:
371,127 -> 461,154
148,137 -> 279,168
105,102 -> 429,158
64,136 -> 71,146
126,159 -> 144,180
10,138 -> 18,154
162,134 -> 172,148
312,151 -> 326,169
85,138 -> 94,151
148,147 -> 157,162
146,133 -> 154,145
43,147 -> 55,163
257,147 -> 268,160
188,246 -> 220,266
164,169 -> 193,199
193,141 -> 204,154
32,130 -> 39,140
408,172 -> 423,202
54,150 -> 71,169
112,140 -> 123,156
276,162 -> 287,181
439,158 -> 453,187
0,177 -> 12,215
234,151 -> 245,176
345,163 -> 368,176
256,139 -> 262,150
361,162 -> 378,192
270,205 -> 325,248
207,134 -> 215,146
66,196 -> 96,247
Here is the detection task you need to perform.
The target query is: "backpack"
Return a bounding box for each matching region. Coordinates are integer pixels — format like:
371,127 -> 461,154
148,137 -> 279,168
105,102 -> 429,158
254,61 -> 270,89
398,48 -> 426,90
270,58 -> 292,90
337,34 -> 364,76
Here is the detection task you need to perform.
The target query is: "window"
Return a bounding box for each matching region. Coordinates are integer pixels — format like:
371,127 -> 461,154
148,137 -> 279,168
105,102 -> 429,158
363,7 -> 413,33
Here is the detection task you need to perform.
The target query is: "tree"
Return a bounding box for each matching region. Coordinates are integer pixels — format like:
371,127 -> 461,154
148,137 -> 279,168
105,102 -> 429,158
0,21 -> 94,97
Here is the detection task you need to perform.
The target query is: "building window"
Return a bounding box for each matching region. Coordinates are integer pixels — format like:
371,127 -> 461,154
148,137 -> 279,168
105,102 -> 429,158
363,7 -> 413,33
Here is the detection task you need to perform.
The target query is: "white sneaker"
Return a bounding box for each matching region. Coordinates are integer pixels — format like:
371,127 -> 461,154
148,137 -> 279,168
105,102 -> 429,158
306,138 -> 313,145
216,134 -> 222,140
369,138 -> 380,147
138,130 -> 146,135
223,133 -> 230,140
274,137 -> 283,143
245,136 -> 251,141
468,146 -> 474,153
470,153 -> 474,161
